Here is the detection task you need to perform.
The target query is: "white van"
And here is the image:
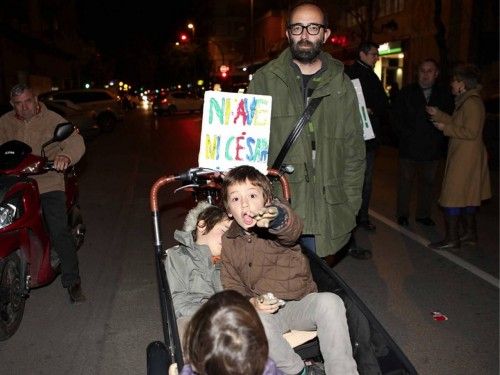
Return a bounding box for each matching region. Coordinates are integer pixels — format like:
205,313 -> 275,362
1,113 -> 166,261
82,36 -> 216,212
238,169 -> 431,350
39,89 -> 124,132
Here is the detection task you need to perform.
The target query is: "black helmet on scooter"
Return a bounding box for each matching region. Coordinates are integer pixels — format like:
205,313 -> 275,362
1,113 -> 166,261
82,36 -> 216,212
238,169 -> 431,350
0,140 -> 32,170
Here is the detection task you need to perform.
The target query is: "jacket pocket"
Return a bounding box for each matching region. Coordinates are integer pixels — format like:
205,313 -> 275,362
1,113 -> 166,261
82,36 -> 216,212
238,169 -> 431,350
323,180 -> 348,205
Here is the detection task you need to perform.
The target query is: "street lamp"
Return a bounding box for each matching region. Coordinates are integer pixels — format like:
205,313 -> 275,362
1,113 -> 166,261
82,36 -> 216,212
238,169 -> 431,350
187,23 -> 195,39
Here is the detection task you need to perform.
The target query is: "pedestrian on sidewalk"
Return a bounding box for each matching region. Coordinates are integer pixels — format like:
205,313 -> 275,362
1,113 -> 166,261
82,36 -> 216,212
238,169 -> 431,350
345,41 -> 389,233
392,59 -> 454,227
426,63 -> 491,250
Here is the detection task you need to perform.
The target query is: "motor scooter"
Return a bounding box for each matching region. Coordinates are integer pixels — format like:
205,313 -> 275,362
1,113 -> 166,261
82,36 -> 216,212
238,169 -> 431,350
0,122 -> 85,340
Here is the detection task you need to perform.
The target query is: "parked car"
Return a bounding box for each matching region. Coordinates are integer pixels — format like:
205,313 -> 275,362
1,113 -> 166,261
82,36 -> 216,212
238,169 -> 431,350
38,88 -> 124,132
43,100 -> 100,141
152,91 -> 203,115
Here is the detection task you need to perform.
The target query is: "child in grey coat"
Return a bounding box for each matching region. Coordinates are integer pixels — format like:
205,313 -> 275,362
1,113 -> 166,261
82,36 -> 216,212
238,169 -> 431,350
164,202 -> 231,339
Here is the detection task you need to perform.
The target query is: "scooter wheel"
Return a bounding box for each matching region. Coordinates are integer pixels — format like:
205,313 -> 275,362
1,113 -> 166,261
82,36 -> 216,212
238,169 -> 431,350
0,253 -> 26,341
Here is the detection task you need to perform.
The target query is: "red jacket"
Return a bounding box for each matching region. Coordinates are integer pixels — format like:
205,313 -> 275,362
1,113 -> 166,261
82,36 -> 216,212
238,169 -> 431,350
221,198 -> 317,301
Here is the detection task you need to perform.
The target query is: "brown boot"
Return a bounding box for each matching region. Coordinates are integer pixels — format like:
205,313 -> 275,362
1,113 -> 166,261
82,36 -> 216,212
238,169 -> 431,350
428,214 -> 460,250
460,213 -> 478,246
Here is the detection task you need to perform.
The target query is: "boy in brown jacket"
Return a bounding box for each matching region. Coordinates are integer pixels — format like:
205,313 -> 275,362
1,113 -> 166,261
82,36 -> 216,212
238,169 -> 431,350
220,165 -> 358,375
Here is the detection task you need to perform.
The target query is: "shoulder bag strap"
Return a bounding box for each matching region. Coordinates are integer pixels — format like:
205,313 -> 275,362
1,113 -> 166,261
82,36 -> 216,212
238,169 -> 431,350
271,96 -> 323,171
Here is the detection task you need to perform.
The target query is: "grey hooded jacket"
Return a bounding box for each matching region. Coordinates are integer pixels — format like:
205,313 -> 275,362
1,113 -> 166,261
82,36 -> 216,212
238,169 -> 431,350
164,230 -> 223,318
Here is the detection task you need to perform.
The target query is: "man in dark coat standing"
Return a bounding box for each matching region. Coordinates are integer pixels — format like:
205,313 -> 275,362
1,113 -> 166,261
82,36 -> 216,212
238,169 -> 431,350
343,41 -> 388,260
392,58 -> 454,226
345,41 -> 389,232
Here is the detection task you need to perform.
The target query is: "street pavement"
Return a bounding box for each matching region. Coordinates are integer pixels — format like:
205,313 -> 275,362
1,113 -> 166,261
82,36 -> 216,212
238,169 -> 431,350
334,146 -> 499,375
0,110 -> 496,374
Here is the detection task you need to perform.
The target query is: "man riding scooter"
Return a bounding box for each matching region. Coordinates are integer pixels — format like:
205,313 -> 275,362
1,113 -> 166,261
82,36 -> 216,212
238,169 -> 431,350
0,83 -> 86,303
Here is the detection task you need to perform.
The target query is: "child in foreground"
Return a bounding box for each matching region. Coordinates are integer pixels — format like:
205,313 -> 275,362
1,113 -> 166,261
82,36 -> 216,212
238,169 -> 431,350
164,202 -> 231,338
181,290 -> 283,375
220,165 -> 358,375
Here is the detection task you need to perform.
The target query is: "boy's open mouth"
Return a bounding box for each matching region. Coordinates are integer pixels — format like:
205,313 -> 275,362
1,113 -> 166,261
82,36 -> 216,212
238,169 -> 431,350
243,212 -> 254,226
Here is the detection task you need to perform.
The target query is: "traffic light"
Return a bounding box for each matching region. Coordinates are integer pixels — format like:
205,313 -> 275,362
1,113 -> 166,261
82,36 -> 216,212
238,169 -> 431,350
180,33 -> 189,43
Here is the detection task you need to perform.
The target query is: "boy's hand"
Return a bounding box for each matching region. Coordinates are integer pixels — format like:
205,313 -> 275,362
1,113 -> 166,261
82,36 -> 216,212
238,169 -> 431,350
250,293 -> 283,314
253,206 -> 279,228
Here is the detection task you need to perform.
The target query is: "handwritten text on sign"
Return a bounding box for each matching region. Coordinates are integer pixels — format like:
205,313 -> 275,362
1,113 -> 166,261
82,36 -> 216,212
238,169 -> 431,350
198,91 -> 272,173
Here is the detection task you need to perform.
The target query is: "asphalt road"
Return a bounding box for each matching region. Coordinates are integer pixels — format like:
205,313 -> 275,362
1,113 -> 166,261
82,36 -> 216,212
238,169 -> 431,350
0,107 -> 497,374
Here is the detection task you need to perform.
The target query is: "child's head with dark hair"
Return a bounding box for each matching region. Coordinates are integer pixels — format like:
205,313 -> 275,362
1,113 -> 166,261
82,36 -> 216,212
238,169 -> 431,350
183,202 -> 231,257
183,290 -> 269,375
221,166 -> 272,209
221,166 -> 273,231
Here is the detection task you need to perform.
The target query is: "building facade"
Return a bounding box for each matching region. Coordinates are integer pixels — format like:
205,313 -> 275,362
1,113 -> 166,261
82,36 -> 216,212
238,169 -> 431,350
0,0 -> 88,104
205,0 -> 497,96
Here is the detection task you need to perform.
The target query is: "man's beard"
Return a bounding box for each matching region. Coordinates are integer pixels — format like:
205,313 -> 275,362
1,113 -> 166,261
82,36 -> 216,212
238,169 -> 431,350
289,39 -> 322,63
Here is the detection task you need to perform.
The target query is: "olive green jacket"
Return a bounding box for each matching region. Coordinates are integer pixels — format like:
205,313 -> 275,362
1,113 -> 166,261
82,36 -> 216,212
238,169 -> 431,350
247,48 -> 365,256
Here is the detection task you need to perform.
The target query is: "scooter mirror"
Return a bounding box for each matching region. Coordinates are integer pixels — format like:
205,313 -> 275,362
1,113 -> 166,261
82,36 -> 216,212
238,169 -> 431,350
40,122 -> 76,156
52,122 -> 76,142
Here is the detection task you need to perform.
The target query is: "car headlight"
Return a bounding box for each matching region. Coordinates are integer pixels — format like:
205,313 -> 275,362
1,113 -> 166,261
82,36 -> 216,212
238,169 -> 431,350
0,194 -> 22,229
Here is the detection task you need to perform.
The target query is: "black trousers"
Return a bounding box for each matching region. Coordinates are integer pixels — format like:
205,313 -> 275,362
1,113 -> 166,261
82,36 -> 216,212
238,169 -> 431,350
396,159 -> 440,218
41,191 -> 80,288
357,148 -> 376,223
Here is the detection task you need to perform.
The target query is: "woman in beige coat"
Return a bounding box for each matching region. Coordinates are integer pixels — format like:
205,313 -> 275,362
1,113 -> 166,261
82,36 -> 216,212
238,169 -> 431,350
426,64 -> 491,250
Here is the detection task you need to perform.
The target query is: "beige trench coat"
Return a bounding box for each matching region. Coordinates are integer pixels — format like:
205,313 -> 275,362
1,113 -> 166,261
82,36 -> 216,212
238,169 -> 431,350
433,88 -> 491,207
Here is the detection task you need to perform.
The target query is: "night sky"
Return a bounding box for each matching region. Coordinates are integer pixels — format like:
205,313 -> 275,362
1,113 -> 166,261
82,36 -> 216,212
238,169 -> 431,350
77,0 -> 198,58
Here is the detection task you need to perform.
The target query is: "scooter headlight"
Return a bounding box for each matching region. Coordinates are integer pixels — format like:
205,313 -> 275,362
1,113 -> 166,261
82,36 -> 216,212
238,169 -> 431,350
0,195 -> 22,229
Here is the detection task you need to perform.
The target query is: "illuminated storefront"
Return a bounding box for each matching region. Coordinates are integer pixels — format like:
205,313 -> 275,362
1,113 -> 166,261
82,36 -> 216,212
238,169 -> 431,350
374,41 -> 404,98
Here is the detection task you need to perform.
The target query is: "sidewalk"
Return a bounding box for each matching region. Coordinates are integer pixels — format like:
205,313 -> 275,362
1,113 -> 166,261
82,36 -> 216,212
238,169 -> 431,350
368,146 -> 499,278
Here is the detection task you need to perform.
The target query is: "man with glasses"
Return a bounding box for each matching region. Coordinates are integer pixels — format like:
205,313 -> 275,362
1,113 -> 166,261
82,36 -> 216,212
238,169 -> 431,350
247,0 -> 365,271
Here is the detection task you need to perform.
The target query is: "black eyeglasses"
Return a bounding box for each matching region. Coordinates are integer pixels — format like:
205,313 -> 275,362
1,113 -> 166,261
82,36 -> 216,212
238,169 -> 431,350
288,23 -> 326,35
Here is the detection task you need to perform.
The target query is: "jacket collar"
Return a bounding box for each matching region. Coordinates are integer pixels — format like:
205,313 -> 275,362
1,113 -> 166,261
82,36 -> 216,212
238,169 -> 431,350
224,220 -> 248,239
355,59 -> 374,71
455,87 -> 482,108
268,48 -> 346,97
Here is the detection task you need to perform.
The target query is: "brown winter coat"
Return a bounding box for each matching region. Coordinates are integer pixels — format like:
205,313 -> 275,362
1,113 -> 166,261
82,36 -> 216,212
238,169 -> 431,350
221,198 -> 317,301
433,88 -> 491,207
0,103 -> 85,193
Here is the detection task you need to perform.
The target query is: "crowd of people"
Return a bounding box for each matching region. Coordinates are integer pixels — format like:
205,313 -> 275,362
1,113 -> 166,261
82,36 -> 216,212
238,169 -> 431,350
0,0 -> 492,373
161,1 -> 491,374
